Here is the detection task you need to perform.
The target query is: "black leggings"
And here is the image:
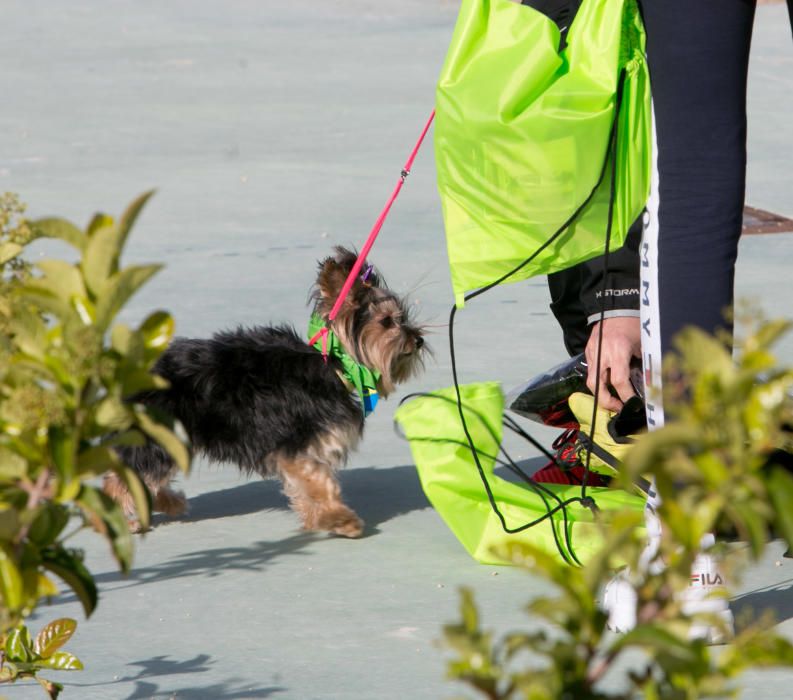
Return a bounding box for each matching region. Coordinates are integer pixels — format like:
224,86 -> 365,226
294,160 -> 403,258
638,0 -> 756,425
641,0 -> 756,354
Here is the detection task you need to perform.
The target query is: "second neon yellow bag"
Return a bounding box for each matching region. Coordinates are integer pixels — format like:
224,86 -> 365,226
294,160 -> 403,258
395,383 -> 644,565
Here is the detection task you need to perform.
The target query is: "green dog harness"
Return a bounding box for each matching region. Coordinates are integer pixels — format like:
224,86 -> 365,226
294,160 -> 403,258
308,314 -> 381,417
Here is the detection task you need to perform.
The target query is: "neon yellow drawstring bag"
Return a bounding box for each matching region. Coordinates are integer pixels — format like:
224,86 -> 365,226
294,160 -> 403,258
435,0 -> 651,306
395,383 -> 644,566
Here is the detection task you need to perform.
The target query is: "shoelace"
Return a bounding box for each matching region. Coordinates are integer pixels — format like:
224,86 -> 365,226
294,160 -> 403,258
533,427 -> 611,486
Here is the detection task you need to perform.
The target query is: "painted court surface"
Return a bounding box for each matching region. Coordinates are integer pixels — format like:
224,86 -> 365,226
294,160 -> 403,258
2,2 -> 793,698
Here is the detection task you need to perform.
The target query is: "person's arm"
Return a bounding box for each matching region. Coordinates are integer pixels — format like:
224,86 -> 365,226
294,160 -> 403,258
580,217 -> 643,411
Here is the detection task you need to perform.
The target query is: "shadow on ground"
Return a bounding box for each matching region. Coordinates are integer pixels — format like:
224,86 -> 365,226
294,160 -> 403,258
123,681 -> 284,700
168,462 -> 433,531
732,577 -> 793,626
51,464 -> 432,603
64,653 -> 284,699
118,654 -> 285,700
121,681 -> 284,700
46,531 -> 321,609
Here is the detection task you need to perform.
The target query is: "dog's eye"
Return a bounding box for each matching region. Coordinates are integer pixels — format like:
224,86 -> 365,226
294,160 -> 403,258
380,317 -> 394,329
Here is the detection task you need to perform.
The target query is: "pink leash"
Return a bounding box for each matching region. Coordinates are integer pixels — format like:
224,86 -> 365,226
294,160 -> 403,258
308,109 -> 436,358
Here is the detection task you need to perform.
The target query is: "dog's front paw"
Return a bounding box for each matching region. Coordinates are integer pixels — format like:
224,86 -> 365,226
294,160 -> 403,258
154,487 -> 188,516
317,508 -> 365,538
127,518 -> 148,534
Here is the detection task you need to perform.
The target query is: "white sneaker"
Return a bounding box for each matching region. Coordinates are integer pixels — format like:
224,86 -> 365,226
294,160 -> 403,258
602,484 -> 733,642
679,538 -> 734,644
602,490 -> 658,634
602,569 -> 638,633
602,547 -> 734,643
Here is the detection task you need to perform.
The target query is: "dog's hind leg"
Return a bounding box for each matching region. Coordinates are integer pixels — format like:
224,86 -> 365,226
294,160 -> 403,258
276,450 -> 364,539
103,472 -> 144,531
104,464 -> 187,533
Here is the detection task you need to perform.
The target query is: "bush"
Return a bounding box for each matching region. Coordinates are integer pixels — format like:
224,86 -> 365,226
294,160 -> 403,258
0,192 -> 188,697
443,318 -> 793,699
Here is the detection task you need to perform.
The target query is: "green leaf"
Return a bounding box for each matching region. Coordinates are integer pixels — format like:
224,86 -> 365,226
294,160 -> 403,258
9,308 -> 48,360
137,411 -> 190,473
768,467 -> 793,551
120,369 -> 168,397
73,446 -> 114,479
730,500 -> 771,558
459,587 -> 479,634
70,295 -> 96,325
86,212 -> 114,238
40,546 -> 98,618
50,426 -> 77,483
111,324 -> 134,356
103,430 -> 147,449
34,618 -> 78,658
27,504 -> 71,548
5,625 -> 35,663
0,435 -> 46,469
0,543 -> 24,611
117,190 -> 156,259
745,320 -> 793,355
107,465 -> 152,532
0,503 -> 21,539
94,397 -> 131,431
75,485 -> 134,573
36,571 -> 60,600
17,284 -> 74,322
37,260 -> 87,298
36,650 -> 84,671
139,310 -> 174,353
94,264 -> 162,332
80,191 -> 154,298
42,352 -> 80,393
81,218 -> 119,297
613,624 -> 699,665
0,661 -> 18,681
31,217 -> 86,251
0,241 -> 23,265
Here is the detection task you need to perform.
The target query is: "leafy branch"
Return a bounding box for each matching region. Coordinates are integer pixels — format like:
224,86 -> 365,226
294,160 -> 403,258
0,192 -> 189,696
443,318 -> 793,699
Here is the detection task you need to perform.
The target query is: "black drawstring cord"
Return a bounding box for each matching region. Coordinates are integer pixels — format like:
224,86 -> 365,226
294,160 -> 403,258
580,68 -> 626,509
444,68 -> 628,566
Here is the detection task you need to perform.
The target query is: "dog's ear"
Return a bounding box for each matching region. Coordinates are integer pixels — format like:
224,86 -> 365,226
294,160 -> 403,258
315,247 -> 362,308
331,247 -> 358,273
333,246 -> 386,289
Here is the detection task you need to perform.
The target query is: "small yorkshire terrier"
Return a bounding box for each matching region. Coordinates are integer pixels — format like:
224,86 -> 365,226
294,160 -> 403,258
105,247 -> 427,537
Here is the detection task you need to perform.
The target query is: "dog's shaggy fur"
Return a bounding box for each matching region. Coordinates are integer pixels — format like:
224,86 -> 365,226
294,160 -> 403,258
105,248 -> 426,537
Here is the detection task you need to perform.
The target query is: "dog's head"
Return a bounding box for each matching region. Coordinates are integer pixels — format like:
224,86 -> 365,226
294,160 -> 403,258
311,247 -> 427,397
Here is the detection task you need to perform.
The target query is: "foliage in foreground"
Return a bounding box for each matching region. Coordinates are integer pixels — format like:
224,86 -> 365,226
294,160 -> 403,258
443,318 -> 793,699
0,192 -> 188,696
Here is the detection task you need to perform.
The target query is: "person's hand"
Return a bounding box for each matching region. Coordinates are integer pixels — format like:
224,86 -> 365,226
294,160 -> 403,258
584,316 -> 641,412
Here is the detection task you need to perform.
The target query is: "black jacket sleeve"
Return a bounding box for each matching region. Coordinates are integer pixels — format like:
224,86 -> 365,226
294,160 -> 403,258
579,215 -> 642,324
547,216 -> 642,356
